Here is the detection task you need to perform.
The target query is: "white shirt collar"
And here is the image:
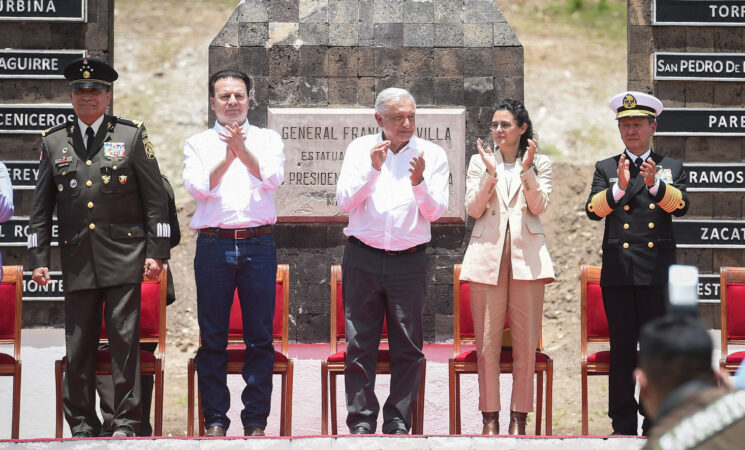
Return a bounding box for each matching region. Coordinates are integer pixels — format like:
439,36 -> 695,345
77,115 -> 105,138
377,132 -> 418,154
213,119 -> 250,136
625,148 -> 652,164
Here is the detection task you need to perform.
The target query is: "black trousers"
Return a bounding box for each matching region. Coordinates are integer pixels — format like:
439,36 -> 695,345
97,342 -> 156,436
601,285 -> 666,435
63,284 -> 142,435
342,241 -> 427,433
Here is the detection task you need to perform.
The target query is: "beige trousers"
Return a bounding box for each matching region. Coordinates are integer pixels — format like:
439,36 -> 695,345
469,228 -> 545,413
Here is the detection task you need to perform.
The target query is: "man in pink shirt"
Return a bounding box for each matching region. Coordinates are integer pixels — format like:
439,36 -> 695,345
336,88 -> 449,434
183,70 -> 285,437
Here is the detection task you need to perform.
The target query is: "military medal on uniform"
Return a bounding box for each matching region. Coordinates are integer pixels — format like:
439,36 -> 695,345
103,142 -> 126,160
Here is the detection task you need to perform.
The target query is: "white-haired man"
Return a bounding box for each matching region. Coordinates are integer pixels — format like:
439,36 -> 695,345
336,88 -> 449,434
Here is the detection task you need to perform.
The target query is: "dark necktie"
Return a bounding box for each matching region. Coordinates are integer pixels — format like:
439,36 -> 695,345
85,127 -> 95,155
634,158 -> 643,169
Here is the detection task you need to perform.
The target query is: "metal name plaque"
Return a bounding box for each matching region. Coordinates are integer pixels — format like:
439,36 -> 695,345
0,49 -> 85,79
5,160 -> 39,189
684,163 -> 745,192
0,104 -> 74,134
23,270 -> 63,301
0,217 -> 58,246
0,0 -> 86,22
673,219 -> 745,248
655,53 -> 745,81
268,108 -> 466,223
697,273 -> 720,303
654,0 -> 745,26
656,108 -> 745,136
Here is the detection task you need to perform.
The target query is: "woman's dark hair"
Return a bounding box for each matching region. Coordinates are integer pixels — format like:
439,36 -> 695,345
495,98 -> 534,159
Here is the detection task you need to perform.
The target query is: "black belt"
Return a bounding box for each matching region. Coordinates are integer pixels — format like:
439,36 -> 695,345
199,225 -> 272,239
348,236 -> 426,255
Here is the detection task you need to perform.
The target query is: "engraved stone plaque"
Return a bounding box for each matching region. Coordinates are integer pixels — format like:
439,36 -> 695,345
268,108 -> 466,223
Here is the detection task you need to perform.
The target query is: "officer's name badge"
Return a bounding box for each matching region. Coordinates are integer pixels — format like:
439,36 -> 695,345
655,167 -> 673,184
103,142 -> 126,160
54,156 -> 73,168
609,177 -> 618,183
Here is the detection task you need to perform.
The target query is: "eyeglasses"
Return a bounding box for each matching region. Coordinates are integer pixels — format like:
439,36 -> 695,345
490,121 -> 514,131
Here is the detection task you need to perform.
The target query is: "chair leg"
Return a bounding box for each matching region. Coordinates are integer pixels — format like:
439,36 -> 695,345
11,362 -> 21,439
279,371 -> 287,436
321,361 -> 328,435
198,387 -> 205,436
187,358 -> 195,437
448,360 -> 456,435
154,360 -> 164,436
581,365 -> 589,435
455,372 -> 462,434
535,370 -> 543,435
546,359 -> 553,436
330,372 -> 338,435
285,359 -> 294,436
55,360 -> 64,438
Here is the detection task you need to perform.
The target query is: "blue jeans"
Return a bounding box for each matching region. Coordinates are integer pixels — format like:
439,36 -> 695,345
194,232 -> 277,429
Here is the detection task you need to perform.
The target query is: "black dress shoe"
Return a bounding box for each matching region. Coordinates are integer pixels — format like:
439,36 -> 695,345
244,426 -> 265,436
350,424 -> 372,434
204,425 -> 227,437
72,431 -> 93,438
386,428 -> 408,435
112,427 -> 135,437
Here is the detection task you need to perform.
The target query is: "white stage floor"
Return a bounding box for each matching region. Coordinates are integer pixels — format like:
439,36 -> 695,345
0,435 -> 646,449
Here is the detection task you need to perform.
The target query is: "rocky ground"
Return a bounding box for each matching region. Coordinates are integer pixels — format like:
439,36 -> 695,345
113,0 -> 627,436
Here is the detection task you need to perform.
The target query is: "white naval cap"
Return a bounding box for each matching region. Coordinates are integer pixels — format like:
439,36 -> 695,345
609,91 -> 664,119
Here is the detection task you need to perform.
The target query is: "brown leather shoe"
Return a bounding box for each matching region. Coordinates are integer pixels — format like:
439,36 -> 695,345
508,411 -> 528,435
481,411 -> 499,435
244,426 -> 265,436
204,425 -> 226,437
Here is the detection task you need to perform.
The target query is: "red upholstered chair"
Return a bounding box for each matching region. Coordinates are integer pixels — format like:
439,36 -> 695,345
580,264 -> 610,435
0,265 -> 23,439
320,265 -> 425,435
448,264 -> 553,435
55,266 -> 168,437
186,264 -> 293,436
719,267 -> 745,375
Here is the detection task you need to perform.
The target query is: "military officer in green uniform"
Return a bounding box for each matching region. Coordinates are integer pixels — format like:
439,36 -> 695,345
27,58 -> 171,438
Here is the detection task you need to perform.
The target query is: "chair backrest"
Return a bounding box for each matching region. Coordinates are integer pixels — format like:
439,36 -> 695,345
720,267 -> 745,355
0,265 -> 23,361
580,264 -> 609,363
330,264 -> 387,354
453,264 -> 527,355
100,266 -> 168,349
580,265 -> 608,342
226,264 -> 289,355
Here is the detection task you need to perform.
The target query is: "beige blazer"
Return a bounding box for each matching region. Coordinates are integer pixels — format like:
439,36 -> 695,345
460,151 -> 555,285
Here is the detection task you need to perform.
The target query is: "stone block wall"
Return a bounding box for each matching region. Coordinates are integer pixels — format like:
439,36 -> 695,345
628,0 -> 745,326
209,0 -> 524,342
0,0 -> 114,326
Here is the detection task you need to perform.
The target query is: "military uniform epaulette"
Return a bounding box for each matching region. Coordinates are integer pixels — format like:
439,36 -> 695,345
115,116 -> 144,128
41,121 -> 70,137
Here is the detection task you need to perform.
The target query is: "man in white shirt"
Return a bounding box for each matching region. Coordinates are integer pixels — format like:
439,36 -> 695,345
336,88 -> 449,434
183,70 -> 285,437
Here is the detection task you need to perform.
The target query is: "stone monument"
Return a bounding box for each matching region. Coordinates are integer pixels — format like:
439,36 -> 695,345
209,0 -> 524,341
